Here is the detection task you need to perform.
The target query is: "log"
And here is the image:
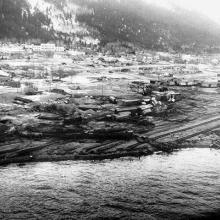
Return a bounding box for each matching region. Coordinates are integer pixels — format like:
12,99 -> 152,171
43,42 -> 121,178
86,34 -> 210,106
109,96 -> 117,104
138,104 -> 153,111
38,114 -> 62,121
14,97 -> 33,104
114,112 -> 131,121
92,127 -> 127,134
50,88 -> 69,95
88,130 -> 134,140
141,109 -> 152,116
89,141 -> 124,154
13,100 -> 25,105
121,99 -> 142,106
0,124 -> 9,134
115,106 -> 138,114
78,105 -> 101,111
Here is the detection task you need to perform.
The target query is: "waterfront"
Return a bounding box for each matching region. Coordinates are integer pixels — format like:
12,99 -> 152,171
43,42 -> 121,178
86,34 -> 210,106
0,148 -> 220,220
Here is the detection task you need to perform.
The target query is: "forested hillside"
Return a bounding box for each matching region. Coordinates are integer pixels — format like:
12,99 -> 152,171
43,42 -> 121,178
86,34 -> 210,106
0,0 -> 220,51
0,0 -> 53,41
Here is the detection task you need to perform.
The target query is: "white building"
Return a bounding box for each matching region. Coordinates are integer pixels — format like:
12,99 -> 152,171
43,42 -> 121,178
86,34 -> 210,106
40,43 -> 56,51
55,46 -> 65,52
27,44 -> 65,52
68,50 -> 85,56
0,70 -> 10,82
0,45 -> 24,54
32,45 -> 42,52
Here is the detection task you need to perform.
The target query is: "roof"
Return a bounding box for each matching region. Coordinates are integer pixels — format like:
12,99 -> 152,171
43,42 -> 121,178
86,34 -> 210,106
0,70 -> 10,77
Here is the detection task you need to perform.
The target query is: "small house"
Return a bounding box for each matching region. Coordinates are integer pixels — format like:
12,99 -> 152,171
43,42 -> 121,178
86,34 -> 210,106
0,70 -> 10,82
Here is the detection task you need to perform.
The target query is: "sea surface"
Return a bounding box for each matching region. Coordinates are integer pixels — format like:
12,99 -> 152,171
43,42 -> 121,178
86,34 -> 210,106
0,148 -> 220,220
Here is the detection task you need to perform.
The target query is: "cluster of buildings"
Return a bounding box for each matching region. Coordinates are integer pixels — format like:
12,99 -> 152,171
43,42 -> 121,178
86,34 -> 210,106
0,43 -> 65,56
0,69 -> 10,82
25,44 -> 65,53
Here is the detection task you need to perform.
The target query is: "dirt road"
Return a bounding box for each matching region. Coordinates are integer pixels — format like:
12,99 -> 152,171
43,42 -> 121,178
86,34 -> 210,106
147,115 -> 220,143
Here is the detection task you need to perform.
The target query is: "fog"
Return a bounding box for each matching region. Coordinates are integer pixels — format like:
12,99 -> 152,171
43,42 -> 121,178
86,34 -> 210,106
145,0 -> 220,23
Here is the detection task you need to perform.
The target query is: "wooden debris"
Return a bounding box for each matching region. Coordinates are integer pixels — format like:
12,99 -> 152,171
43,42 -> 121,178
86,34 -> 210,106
78,105 -> 101,111
38,113 -> 61,121
14,97 -> 33,104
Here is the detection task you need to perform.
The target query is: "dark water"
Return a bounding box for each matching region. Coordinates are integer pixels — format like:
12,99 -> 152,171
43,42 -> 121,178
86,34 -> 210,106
0,148 -> 220,220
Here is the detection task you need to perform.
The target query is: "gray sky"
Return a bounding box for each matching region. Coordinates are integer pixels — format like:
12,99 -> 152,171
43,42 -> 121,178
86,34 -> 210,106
28,0 -> 220,24
144,0 -> 220,23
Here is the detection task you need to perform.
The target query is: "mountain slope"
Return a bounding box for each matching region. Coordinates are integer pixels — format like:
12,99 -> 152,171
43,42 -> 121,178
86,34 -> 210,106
74,0 -> 220,49
0,0 -> 220,50
0,0 -> 53,40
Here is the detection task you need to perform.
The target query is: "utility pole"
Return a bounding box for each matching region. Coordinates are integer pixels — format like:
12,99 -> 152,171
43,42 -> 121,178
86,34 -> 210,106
102,80 -> 104,96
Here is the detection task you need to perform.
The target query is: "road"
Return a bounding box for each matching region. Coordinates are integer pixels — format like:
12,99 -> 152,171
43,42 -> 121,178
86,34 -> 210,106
147,115 -> 220,143
75,63 -> 192,72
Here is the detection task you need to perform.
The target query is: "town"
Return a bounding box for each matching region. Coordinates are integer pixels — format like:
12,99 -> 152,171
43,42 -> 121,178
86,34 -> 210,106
2,0 -> 220,219
0,41 -> 220,165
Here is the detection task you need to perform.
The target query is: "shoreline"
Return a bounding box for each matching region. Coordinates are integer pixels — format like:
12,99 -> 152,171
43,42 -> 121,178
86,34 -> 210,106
0,142 -> 215,167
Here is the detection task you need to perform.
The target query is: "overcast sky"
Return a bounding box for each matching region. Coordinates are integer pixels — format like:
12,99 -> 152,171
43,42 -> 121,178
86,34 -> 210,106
27,0 -> 220,24
145,0 -> 220,23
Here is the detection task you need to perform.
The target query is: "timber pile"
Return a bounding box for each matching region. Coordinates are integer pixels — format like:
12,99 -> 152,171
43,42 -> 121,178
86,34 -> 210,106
0,90 -> 174,146
78,105 -> 102,111
211,140 -> 220,149
51,89 -> 70,96
13,95 -> 157,141
87,127 -> 134,140
0,123 -> 10,140
0,92 -> 175,150
0,133 -> 182,166
38,113 -> 61,121
13,97 -> 33,105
